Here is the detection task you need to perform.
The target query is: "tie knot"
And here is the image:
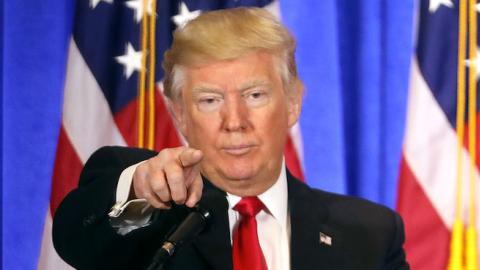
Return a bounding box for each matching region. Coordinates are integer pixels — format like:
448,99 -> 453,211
234,197 -> 264,217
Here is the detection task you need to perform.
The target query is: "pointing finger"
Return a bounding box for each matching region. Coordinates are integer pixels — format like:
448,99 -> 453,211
179,148 -> 203,168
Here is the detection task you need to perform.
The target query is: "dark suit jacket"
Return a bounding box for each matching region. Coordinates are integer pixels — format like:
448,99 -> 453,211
53,146 -> 409,270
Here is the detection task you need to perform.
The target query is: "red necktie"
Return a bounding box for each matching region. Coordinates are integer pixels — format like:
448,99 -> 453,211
232,197 -> 268,270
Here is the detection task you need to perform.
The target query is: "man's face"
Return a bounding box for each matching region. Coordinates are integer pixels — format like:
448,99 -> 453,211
174,51 -> 301,196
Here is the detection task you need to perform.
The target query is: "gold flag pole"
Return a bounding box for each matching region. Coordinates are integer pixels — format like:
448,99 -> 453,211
448,0 -> 467,267
147,0 -> 157,150
137,0 -> 149,148
466,0 -> 478,268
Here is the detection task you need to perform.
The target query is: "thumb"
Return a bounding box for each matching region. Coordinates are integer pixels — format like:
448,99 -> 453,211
179,147 -> 203,168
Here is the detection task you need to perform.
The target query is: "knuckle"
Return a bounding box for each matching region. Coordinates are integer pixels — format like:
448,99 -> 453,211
153,184 -> 171,201
165,165 -> 183,182
150,179 -> 167,193
161,148 -> 177,159
156,150 -> 169,162
171,189 -> 186,202
167,171 -> 183,185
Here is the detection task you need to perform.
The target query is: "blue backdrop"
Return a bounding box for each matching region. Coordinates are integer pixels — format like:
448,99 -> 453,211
2,1 -> 414,269
281,1 -> 415,205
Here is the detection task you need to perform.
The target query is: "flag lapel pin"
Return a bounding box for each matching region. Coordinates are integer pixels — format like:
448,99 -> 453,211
319,232 -> 332,246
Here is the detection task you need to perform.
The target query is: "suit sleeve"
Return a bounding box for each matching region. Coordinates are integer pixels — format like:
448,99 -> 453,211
384,212 -> 410,270
52,146 -> 160,269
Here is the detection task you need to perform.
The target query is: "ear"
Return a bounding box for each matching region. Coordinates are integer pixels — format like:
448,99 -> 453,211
170,99 -> 188,137
287,79 -> 304,128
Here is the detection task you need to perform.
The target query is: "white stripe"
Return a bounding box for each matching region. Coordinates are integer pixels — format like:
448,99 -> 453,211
37,211 -> 74,270
62,38 -> 126,164
290,123 -> 305,170
38,38 -> 128,268
404,58 -> 480,233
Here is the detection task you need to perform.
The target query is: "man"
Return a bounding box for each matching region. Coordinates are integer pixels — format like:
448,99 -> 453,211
53,7 -> 409,270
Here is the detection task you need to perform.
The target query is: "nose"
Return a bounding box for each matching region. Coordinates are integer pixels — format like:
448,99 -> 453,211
222,95 -> 249,132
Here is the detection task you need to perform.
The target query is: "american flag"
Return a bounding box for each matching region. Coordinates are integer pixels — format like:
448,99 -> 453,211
37,0 -> 304,268
397,0 -> 480,268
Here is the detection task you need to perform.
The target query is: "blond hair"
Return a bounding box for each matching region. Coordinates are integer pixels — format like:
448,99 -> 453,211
162,7 -> 300,100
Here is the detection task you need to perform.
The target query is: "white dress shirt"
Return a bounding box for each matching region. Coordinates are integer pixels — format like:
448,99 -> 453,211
109,161 -> 291,270
226,164 -> 290,270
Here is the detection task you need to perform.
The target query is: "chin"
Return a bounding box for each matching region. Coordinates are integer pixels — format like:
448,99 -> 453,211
221,168 -> 256,181
219,162 -> 259,181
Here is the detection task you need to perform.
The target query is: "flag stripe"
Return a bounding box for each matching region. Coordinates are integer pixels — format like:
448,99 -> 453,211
404,58 -> 480,230
398,1 -> 480,267
73,1 -> 139,113
63,39 -> 127,163
113,98 -> 139,147
285,135 -> 304,180
50,126 -> 84,214
397,156 -> 450,269
38,212 -> 73,270
415,0 -> 459,127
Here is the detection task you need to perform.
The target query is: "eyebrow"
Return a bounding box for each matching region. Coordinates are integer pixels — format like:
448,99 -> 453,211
191,85 -> 222,95
239,79 -> 270,91
191,79 -> 271,94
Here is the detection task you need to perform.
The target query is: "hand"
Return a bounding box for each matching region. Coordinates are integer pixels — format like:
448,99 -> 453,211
132,146 -> 204,209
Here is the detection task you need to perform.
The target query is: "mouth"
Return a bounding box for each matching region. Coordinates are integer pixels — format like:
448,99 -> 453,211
222,145 -> 257,156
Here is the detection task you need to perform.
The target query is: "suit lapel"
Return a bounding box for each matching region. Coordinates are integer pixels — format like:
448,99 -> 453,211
191,172 -> 345,270
192,179 -> 233,270
287,172 -> 344,270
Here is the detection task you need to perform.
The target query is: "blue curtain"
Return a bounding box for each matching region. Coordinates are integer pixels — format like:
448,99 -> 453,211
3,1 -> 75,269
280,0 -> 415,206
2,0 -> 414,269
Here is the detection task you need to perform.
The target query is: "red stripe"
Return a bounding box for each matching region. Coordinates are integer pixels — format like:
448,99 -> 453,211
284,135 -> 304,181
397,156 -> 450,270
113,97 -> 138,147
50,125 -> 84,214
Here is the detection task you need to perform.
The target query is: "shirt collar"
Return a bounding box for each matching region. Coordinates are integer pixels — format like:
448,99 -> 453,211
226,159 -> 288,228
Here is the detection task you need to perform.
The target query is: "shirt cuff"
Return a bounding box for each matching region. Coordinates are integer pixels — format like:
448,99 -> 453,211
108,161 -> 145,217
108,161 -> 153,234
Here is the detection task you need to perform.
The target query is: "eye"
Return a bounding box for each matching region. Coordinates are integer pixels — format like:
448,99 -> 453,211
244,89 -> 269,107
200,97 -> 219,104
250,92 -> 264,99
197,95 -> 223,112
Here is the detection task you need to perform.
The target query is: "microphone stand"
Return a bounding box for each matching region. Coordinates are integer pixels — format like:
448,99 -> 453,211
145,242 -> 174,270
146,207 -> 211,270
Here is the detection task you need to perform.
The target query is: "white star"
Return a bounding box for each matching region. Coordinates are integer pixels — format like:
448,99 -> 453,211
115,43 -> 143,79
476,3 -> 480,13
125,0 -> 154,23
429,0 -> 454,13
172,2 -> 201,28
90,0 -> 113,9
465,50 -> 480,80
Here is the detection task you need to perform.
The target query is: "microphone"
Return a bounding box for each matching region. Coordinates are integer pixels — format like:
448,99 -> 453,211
146,207 -> 211,270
